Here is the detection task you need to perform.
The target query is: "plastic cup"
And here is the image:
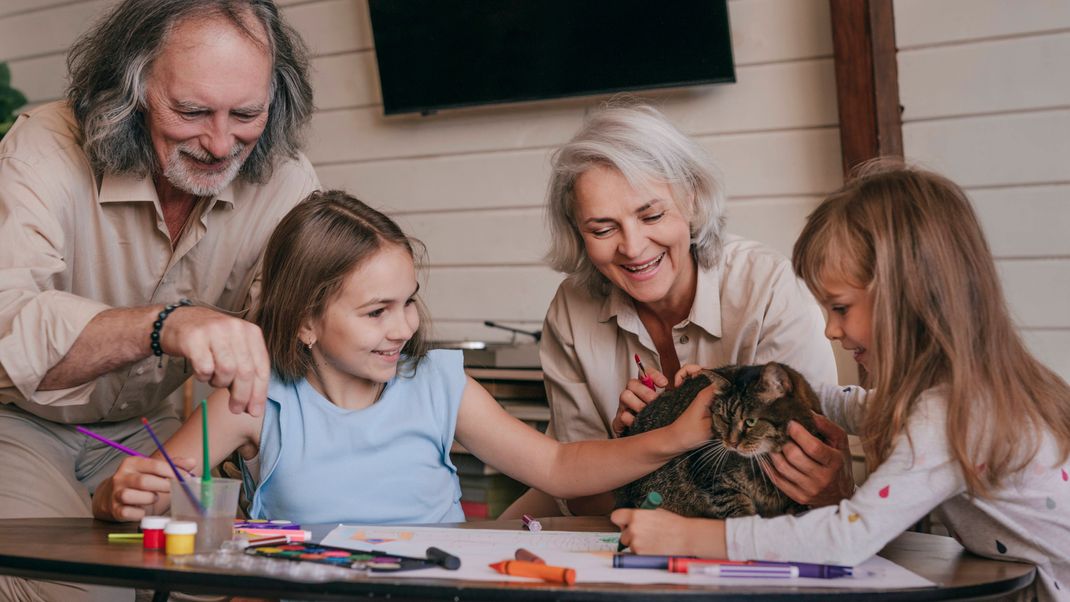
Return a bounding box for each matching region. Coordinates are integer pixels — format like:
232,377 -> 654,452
170,478 -> 241,553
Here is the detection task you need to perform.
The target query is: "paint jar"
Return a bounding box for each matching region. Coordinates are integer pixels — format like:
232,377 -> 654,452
164,521 -> 197,555
140,516 -> 169,550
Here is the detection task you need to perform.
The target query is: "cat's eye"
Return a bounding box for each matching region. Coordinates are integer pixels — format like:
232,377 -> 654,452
744,417 -> 757,427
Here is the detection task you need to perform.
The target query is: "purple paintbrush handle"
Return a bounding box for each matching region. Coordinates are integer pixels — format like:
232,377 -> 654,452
75,426 -> 147,457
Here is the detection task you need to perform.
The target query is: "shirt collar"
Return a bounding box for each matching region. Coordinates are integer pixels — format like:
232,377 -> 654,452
596,263 -> 724,339
97,171 -> 238,208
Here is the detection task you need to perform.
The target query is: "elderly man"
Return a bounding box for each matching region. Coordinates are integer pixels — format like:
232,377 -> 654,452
0,0 -> 318,598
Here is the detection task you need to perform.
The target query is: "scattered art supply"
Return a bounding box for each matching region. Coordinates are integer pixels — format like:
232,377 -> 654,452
141,417 -> 204,515
521,514 -> 542,532
515,548 -> 545,564
200,399 -> 213,507
634,354 -> 656,391
426,546 -> 462,570
234,527 -> 311,541
107,532 -> 143,542
244,541 -> 435,572
688,563 -> 799,579
234,519 -> 301,530
639,491 -> 664,510
619,490 -> 664,551
667,557 -> 749,573
165,521 -> 198,556
140,516 -> 170,550
75,426 -> 147,457
489,560 -> 576,585
614,554 -> 674,570
757,561 -> 853,579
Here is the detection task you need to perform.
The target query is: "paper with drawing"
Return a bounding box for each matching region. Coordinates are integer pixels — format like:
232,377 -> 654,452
320,524 -> 934,589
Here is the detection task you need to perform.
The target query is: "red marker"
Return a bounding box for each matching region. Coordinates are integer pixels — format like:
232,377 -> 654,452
634,354 -> 656,391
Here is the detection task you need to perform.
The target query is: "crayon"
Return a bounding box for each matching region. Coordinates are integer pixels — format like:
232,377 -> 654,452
489,560 -> 576,585
515,548 -> 545,564
107,532 -> 144,541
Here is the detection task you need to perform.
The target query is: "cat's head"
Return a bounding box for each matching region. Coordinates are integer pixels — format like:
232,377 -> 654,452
703,362 -> 821,457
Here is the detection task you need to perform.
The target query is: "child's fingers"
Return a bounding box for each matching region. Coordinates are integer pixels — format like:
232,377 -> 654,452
610,508 -> 634,529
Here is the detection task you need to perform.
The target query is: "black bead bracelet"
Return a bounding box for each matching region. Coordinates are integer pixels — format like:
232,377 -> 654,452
151,299 -> 192,368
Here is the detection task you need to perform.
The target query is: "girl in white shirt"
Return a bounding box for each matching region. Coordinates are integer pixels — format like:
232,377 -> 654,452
612,161 -> 1070,601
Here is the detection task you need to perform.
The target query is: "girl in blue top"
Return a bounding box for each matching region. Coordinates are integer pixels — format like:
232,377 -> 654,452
95,190 -> 712,525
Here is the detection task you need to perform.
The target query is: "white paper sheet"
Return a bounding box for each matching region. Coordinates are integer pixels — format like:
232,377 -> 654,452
319,524 -> 935,590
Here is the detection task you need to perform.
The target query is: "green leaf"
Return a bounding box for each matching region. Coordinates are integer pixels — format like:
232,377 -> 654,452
0,62 -> 10,88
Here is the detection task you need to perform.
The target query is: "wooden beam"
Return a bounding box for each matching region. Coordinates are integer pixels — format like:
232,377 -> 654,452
829,0 -> 903,174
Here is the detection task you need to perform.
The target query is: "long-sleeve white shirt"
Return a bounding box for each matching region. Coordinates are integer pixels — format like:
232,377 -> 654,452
727,384 -> 1069,601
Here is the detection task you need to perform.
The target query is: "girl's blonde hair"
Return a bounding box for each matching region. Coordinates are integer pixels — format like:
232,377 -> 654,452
793,160 -> 1070,496
256,190 -> 431,383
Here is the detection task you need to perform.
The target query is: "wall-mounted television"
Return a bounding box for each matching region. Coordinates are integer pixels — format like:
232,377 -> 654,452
368,0 -> 736,116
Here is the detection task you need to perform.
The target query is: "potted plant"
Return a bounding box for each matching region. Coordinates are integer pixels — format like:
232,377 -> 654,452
0,62 -> 28,140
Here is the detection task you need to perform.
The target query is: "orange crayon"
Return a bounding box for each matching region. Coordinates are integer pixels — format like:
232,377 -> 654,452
489,560 -> 576,585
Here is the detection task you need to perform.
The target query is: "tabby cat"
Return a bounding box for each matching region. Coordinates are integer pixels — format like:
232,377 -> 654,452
616,362 -> 823,519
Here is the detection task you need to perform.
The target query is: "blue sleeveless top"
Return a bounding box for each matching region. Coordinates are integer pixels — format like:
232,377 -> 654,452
244,349 -> 467,524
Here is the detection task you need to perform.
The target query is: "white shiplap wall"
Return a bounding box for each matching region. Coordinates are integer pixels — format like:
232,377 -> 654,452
0,0 -> 863,381
895,0 -> 1070,381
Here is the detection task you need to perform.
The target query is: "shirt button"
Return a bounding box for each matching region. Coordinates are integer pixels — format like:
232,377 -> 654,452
679,335 -> 690,344
136,367 -> 145,375
120,403 -> 128,410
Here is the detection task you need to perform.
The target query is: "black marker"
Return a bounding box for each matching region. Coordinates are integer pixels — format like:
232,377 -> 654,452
426,546 -> 461,570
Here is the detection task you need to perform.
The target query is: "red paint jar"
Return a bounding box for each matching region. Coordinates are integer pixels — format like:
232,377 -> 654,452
140,516 -> 170,550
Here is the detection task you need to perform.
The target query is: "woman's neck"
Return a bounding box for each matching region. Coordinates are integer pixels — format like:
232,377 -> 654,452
305,368 -> 384,411
636,255 -> 698,327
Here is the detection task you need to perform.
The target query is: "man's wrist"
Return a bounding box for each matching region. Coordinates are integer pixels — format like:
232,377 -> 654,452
150,299 -> 192,366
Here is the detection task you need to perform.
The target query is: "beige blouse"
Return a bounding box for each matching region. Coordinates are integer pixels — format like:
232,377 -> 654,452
0,102 -> 320,423
542,235 -> 838,443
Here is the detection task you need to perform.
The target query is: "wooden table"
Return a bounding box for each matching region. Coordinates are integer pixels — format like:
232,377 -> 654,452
0,517 -> 1034,601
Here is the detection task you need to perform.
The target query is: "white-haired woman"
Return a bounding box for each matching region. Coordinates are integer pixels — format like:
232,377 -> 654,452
503,103 -> 851,518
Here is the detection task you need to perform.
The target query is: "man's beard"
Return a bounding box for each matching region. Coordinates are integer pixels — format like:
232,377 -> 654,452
162,142 -> 247,197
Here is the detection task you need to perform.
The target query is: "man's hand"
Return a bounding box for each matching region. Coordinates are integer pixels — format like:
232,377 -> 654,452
160,306 -> 270,416
764,414 -> 854,506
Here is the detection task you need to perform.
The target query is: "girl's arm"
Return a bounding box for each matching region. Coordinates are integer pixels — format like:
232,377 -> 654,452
612,394 -> 965,565
92,389 -> 261,522
454,376 -> 713,499
817,382 -> 869,435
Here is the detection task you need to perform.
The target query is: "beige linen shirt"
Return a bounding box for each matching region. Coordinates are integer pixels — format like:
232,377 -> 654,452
0,102 -> 320,424
542,235 -> 838,443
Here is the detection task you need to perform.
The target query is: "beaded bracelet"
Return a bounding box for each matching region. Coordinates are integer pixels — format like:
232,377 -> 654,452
151,299 -> 192,368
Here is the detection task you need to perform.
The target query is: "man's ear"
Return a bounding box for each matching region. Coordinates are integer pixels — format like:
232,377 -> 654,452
757,362 -> 792,403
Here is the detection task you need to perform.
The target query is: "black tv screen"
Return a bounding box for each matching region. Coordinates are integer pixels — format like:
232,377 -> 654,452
368,0 -> 735,115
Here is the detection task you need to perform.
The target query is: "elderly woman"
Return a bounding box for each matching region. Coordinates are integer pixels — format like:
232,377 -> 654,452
503,103 -> 851,518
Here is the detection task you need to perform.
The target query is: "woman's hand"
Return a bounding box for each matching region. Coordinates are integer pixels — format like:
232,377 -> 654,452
92,455 -> 196,522
611,508 -> 727,557
764,414 -> 855,506
612,370 -> 668,436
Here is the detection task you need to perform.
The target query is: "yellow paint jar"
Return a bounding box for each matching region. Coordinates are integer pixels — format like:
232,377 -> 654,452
164,520 -> 197,555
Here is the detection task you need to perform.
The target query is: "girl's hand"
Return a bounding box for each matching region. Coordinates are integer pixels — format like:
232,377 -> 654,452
665,380 -> 715,453
92,455 -> 197,522
612,370 -> 669,436
611,508 -> 727,557
764,414 -> 854,506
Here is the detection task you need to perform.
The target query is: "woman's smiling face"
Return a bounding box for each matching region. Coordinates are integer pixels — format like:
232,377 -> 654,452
573,164 -> 694,307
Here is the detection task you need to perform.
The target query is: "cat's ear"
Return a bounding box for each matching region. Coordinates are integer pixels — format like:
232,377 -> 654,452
757,362 -> 793,403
